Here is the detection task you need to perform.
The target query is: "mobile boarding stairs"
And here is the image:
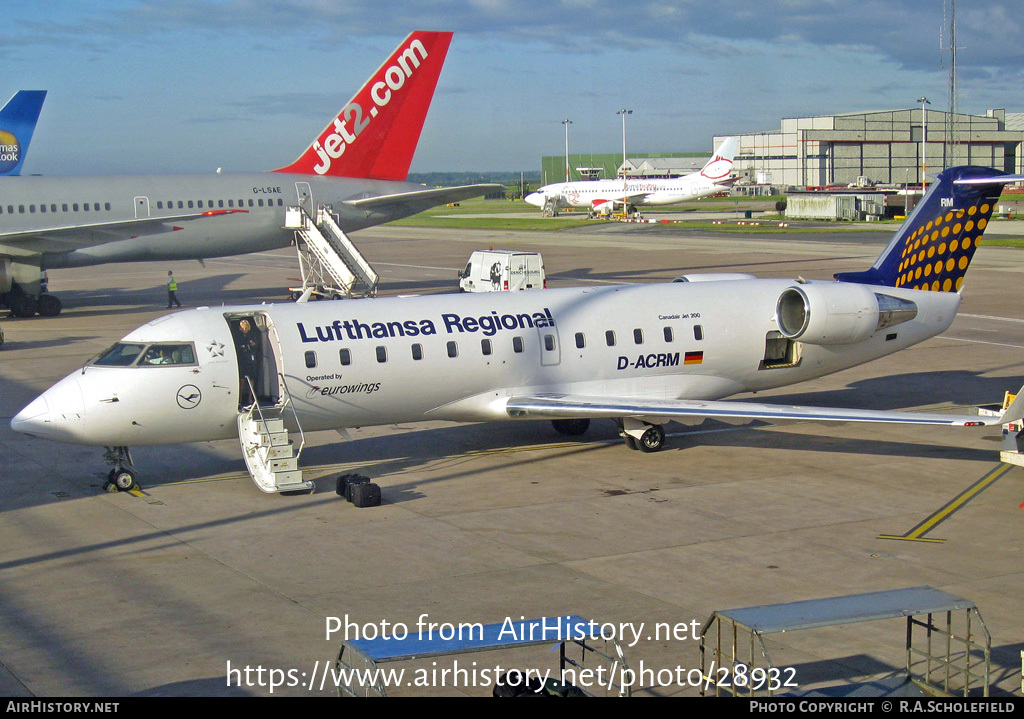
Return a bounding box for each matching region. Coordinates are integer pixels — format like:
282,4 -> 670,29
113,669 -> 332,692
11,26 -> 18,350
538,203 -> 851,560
284,205 -> 379,300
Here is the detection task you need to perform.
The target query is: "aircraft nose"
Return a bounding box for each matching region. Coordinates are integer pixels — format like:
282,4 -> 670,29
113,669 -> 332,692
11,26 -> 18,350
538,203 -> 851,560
11,377 -> 85,441
11,393 -> 50,435
524,192 -> 543,207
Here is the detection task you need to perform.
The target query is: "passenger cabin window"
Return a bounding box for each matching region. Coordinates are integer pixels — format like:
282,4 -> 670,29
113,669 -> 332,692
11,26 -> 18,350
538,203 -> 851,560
447,341 -> 458,358
544,334 -> 555,351
694,325 -> 704,341
481,339 -> 492,356
139,343 -> 196,366
575,332 -> 585,349
339,348 -> 351,366
513,336 -> 524,353
376,346 -> 387,363
664,327 -> 674,342
605,330 -> 616,347
304,351 -> 317,369
411,343 -> 423,361
633,329 -> 643,345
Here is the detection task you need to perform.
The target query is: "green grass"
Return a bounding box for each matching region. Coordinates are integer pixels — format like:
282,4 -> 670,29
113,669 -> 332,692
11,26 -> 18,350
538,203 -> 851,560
978,237 -> 1024,248
390,216 -> 595,231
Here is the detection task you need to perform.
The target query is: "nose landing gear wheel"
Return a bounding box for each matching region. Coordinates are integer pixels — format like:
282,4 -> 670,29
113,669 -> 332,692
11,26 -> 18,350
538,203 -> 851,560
106,468 -> 140,492
102,446 -> 140,492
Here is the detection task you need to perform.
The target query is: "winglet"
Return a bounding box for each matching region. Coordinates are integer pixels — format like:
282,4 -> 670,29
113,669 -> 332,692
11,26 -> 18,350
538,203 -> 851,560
0,90 -> 47,176
273,31 -> 452,181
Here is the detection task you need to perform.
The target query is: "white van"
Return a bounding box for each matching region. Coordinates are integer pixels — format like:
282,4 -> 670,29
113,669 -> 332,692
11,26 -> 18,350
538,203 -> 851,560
458,250 -> 545,292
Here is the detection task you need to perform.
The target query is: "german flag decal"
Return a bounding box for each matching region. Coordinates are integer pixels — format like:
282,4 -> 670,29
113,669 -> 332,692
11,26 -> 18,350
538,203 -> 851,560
684,351 -> 704,365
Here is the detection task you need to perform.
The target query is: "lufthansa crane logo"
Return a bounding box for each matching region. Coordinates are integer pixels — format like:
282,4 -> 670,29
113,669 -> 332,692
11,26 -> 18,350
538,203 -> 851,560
176,385 -> 202,410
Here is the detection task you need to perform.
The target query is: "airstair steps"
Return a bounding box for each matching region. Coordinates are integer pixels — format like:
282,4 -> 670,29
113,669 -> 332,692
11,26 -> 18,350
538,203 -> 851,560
237,379 -> 312,493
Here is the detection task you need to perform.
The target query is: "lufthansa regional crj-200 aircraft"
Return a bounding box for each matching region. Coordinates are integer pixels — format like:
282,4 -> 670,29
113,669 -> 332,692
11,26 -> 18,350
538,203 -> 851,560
0,32 -> 498,318
524,137 -> 740,216
12,165 -> 1024,495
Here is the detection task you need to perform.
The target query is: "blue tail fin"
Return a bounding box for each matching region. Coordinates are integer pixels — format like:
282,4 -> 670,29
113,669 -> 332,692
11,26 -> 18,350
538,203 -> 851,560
835,166 -> 1018,292
0,90 -> 46,176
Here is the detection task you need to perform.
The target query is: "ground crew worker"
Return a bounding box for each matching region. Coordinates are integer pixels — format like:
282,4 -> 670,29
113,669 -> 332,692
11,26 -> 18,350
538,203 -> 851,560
167,270 -> 182,308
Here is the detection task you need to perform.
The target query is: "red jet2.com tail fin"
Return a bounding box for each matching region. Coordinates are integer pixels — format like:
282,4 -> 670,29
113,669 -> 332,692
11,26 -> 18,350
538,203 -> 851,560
273,31 -> 452,181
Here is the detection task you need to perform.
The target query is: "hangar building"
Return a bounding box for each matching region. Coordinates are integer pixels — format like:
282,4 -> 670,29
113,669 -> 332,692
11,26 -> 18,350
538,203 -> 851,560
716,108 -> 1024,189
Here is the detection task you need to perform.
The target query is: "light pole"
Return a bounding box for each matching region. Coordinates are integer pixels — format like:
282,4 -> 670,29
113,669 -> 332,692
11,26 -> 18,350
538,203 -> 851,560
616,109 -> 632,176
918,97 -> 930,192
562,119 -> 572,181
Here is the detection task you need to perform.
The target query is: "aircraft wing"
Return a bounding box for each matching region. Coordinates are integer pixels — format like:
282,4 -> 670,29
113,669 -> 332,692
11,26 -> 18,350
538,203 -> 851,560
0,209 -> 250,245
505,390 -> 1024,428
342,183 -> 503,210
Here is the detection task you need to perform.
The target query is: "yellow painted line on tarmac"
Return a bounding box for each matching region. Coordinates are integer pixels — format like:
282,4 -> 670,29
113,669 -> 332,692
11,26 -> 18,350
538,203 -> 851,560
878,463 -> 1015,543
125,486 -> 164,505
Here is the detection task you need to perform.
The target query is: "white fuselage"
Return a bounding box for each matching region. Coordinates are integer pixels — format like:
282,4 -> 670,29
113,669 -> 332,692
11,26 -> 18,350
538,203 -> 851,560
528,176 -> 722,210
12,279 -> 961,447
0,172 -> 429,272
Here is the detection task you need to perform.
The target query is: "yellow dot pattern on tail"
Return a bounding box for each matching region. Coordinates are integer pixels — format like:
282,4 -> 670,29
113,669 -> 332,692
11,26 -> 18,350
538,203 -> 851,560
894,201 -> 995,292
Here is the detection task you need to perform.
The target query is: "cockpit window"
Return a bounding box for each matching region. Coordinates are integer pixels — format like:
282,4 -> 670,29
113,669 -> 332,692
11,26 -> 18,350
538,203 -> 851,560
93,343 -> 146,366
139,344 -> 196,366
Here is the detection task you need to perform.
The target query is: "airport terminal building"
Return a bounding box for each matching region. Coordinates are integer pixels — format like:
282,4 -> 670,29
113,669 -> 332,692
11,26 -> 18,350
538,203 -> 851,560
716,108 -> 1024,189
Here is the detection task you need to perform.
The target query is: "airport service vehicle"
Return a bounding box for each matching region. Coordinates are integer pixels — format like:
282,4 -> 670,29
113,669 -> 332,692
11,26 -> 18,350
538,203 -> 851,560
524,137 -> 739,216
0,32 -> 498,318
458,250 -> 545,292
12,166 -> 1024,494
0,90 -> 46,177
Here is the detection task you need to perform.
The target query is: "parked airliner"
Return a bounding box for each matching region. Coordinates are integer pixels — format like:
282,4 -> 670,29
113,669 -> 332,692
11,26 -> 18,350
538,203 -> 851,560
525,137 -> 739,216
12,166 -> 1024,495
0,32 -> 497,318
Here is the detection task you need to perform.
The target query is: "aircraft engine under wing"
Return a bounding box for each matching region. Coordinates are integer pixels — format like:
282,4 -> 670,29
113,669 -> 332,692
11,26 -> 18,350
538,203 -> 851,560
504,391 -> 1024,428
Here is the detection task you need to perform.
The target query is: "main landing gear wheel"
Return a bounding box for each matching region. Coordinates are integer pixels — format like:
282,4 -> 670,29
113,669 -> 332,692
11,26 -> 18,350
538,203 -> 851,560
624,436 -> 639,450
36,294 -> 62,317
551,418 -> 590,437
8,293 -> 37,318
638,425 -> 666,453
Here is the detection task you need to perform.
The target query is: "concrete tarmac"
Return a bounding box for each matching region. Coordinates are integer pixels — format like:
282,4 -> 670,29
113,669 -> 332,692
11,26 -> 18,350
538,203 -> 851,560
1,221 -> 1022,697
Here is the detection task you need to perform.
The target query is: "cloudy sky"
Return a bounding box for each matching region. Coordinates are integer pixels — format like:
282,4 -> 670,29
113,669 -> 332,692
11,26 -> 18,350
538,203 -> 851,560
5,1 -> 1022,175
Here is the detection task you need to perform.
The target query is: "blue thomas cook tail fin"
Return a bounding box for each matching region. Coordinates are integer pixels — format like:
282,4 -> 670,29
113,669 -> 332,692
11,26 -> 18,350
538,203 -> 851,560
835,166 -> 1023,292
0,90 -> 47,176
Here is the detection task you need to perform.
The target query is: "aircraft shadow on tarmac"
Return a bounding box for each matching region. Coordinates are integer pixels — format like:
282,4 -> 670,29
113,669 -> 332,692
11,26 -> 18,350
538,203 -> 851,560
3,367 -> 1014,503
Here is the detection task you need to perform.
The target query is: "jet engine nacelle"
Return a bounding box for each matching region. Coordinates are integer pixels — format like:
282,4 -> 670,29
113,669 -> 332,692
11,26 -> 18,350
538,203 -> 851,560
776,283 -> 917,345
